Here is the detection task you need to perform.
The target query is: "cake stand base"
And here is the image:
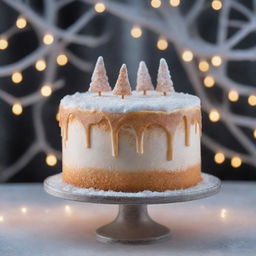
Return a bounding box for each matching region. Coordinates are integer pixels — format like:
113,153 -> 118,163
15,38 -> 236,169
96,204 -> 170,244
44,173 -> 221,244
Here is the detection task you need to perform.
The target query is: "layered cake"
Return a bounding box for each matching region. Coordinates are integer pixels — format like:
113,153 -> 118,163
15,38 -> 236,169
59,57 -> 202,192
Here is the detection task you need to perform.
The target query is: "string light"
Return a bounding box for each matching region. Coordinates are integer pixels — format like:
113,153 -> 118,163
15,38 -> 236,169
198,60 -> 209,72
253,129 -> 256,138
248,95 -> 256,106
211,0 -> 222,10
151,0 -> 161,8
231,156 -> 242,168
40,84 -> 52,97
12,103 -> 23,115
0,216 -> 4,222
157,38 -> 168,50
228,90 -> 239,102
35,59 -> 46,71
214,152 -> 225,164
56,112 -> 60,121
21,207 -> 27,214
209,109 -> 220,122
94,2 -> 106,13
203,75 -> 215,88
220,208 -> 227,219
56,54 -> 68,66
130,26 -> 142,38
211,55 -> 222,67
45,154 -> 57,166
11,72 -> 23,84
170,0 -> 180,7
16,16 -> 27,29
182,50 -> 193,62
65,205 -> 72,215
43,33 -> 54,45
0,38 -> 8,50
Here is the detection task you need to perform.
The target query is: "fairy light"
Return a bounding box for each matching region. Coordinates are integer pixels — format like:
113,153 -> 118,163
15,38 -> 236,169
182,50 -> 193,62
21,207 -> 27,214
248,95 -> 256,106
211,0 -> 222,10
11,72 -> 23,84
65,205 -> 72,216
35,59 -> 46,71
0,216 -> 4,222
151,0 -> 161,8
253,129 -> 256,138
209,109 -> 220,122
170,0 -> 180,7
198,60 -> 209,72
12,103 -> 23,115
16,16 -> 27,29
228,90 -> 239,102
214,152 -> 225,164
220,208 -> 227,219
203,75 -> 215,88
0,38 -> 8,50
43,33 -> 54,45
94,2 -> 106,13
231,156 -> 242,168
56,54 -> 68,66
130,26 -> 142,38
211,55 -> 222,67
45,154 -> 57,166
40,84 -> 52,97
157,38 -> 168,50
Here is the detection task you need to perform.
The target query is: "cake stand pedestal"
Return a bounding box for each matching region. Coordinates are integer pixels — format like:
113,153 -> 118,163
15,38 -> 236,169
44,173 -> 221,244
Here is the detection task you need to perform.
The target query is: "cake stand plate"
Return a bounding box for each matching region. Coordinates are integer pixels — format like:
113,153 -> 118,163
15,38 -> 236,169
44,173 -> 221,244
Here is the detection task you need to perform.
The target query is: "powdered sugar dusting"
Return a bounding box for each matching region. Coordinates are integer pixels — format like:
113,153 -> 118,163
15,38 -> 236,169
60,91 -> 200,113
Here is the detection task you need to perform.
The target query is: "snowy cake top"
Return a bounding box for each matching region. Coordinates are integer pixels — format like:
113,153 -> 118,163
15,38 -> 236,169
60,91 -> 200,113
60,57 -> 200,113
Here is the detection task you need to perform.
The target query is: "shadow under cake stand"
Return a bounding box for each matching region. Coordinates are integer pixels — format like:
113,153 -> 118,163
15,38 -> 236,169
44,173 -> 221,244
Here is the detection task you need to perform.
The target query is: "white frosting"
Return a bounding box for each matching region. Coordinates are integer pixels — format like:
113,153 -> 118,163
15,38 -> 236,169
60,91 -> 200,113
63,120 -> 201,171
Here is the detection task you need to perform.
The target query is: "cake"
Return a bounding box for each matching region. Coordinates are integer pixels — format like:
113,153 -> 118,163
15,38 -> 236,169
59,57 -> 202,192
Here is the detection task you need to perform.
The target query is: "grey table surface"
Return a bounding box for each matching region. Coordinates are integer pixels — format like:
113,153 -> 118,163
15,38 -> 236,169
0,182 -> 255,256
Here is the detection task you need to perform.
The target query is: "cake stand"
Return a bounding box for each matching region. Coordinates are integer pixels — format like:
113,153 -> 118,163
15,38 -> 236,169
44,173 -> 221,244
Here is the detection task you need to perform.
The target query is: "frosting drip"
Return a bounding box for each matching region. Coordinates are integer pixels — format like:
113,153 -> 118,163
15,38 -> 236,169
59,107 -> 201,161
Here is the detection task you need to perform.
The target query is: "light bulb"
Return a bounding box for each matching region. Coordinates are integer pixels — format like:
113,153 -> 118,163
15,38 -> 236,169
228,90 -> 239,102
56,112 -> 60,121
130,26 -> 142,38
43,34 -> 54,45
220,208 -> 227,219
16,16 -> 27,29
212,0 -> 222,10
209,109 -> 220,122
214,152 -> 225,164
94,2 -> 106,13
157,38 -> 168,50
11,72 -> 23,84
40,84 -> 52,97
170,0 -> 180,7
0,38 -> 8,50
203,76 -> 215,88
21,207 -> 27,214
35,59 -> 46,71
211,55 -> 222,66
231,156 -> 242,168
0,216 -> 4,222
56,54 -> 68,66
253,129 -> 256,138
12,103 -> 23,115
198,60 -> 209,72
182,50 -> 193,62
248,95 -> 256,106
46,154 -> 57,166
151,0 -> 161,8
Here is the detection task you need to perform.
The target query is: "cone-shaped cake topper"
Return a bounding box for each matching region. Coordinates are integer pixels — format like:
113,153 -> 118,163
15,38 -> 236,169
89,56 -> 111,96
156,58 -> 174,96
136,61 -> 154,95
113,64 -> 132,99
